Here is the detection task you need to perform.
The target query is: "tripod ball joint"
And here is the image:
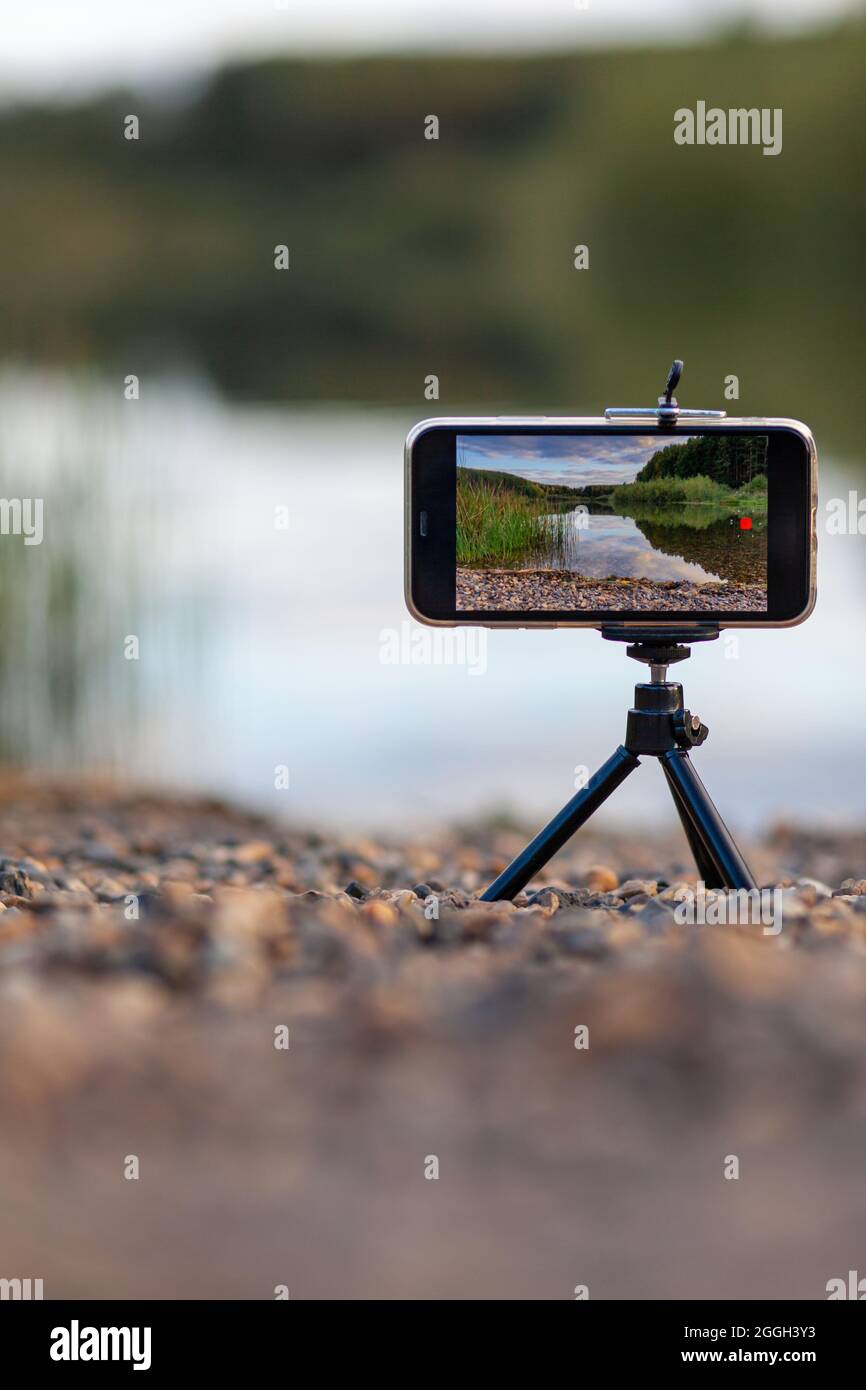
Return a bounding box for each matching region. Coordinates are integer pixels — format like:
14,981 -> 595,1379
674,708 -> 709,748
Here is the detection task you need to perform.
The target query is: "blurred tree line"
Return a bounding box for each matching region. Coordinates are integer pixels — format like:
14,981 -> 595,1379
0,17 -> 862,444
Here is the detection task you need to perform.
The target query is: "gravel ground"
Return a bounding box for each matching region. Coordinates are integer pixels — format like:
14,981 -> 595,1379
1,780 -> 865,1300
456,567 -> 768,612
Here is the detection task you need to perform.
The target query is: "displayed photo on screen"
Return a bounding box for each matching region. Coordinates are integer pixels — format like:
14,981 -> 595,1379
456,433 -> 769,612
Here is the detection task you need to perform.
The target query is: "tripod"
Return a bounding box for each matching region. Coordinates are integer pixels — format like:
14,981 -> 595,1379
480,626 -> 757,901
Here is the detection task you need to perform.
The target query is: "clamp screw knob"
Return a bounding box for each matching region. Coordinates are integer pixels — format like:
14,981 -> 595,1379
674,708 -> 709,747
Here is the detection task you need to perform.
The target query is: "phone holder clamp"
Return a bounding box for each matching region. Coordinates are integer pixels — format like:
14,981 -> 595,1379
604,358 -> 727,429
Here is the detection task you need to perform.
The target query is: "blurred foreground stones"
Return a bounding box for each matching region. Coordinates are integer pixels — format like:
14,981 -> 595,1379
1,780 -> 865,1300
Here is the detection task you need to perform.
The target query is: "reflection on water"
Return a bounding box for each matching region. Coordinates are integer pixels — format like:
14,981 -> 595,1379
0,367 -> 863,832
526,507 -> 767,588
532,511 -> 722,584
635,514 -> 767,588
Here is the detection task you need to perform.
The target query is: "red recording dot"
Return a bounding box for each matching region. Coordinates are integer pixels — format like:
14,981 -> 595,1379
739,517 -> 753,530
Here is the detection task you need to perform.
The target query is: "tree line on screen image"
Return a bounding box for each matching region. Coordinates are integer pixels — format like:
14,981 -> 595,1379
616,434 -> 768,510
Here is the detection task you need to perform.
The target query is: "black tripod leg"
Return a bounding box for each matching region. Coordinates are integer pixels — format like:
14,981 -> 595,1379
660,759 -> 727,889
480,745 -> 640,901
660,749 -> 757,891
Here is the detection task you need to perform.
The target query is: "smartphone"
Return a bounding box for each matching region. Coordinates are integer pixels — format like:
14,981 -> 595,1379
405,418 -> 816,628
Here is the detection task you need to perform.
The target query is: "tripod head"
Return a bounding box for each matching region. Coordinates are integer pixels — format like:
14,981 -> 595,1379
601,623 -> 719,683
599,624 -> 716,748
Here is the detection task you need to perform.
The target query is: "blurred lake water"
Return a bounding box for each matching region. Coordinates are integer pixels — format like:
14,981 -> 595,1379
0,367 -> 863,834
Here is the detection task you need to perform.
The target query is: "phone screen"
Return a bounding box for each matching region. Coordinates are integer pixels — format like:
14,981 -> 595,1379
455,431 -> 769,615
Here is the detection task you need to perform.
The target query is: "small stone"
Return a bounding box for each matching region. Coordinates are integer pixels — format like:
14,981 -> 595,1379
412,883 -> 434,899
79,844 -> 137,871
92,877 -> 129,903
160,881 -> 196,909
0,862 -> 33,898
617,878 -> 658,898
634,897 -> 677,932
585,864 -> 618,892
232,841 -> 275,865
18,857 -> 52,882
459,909 -> 502,940
526,888 -> 560,913
344,879 -> 366,900
796,877 -> 832,903
659,881 -> 693,902
343,860 -> 379,888
360,900 -> 398,928
56,875 -> 90,893
391,889 -> 418,910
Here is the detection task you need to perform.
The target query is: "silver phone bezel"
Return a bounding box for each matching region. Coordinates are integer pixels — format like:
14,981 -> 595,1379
404,415 -> 817,631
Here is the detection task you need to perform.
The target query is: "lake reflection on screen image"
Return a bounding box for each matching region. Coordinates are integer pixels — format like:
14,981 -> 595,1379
532,508 -> 765,585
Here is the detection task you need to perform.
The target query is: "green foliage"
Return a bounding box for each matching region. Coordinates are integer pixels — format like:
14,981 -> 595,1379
611,471 -> 768,521
635,436 -> 768,488
613,473 -> 726,506
457,470 -> 567,565
457,466 -> 547,500
0,21 -> 862,439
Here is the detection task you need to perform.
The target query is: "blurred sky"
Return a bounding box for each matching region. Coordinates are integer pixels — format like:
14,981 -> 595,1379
0,0 -> 861,98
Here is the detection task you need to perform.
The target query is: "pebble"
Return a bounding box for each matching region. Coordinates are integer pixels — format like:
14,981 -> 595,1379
526,888 -> 560,913
585,864 -> 618,892
361,900 -> 398,928
0,788 -> 862,1025
92,877 -> 129,902
795,877 -> 832,904
617,878 -> 658,899
232,841 -> 276,865
0,863 -> 33,898
457,568 -> 767,613
391,890 -> 418,910
3,785 -> 866,1321
633,897 -> 677,932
